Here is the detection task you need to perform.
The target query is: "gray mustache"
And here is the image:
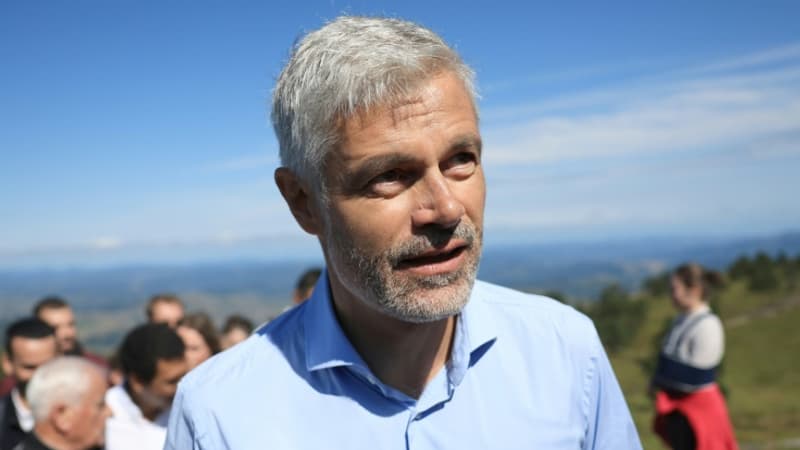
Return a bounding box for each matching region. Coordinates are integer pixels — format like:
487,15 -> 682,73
389,222 -> 478,264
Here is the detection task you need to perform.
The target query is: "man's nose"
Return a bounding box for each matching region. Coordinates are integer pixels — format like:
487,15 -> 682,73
410,172 -> 465,229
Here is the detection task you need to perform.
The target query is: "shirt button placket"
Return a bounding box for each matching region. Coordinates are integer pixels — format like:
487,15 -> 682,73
405,408 -> 419,450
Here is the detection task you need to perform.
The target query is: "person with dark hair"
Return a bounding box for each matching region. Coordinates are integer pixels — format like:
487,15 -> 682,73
281,267 -> 324,313
176,313 -> 220,370
166,16 -> 640,449
105,324 -> 187,450
219,315 -> 254,351
0,318 -> 58,450
15,356 -> 111,450
652,263 -> 738,449
32,296 -> 107,368
144,294 -> 184,329
292,267 -> 322,305
106,353 -> 124,388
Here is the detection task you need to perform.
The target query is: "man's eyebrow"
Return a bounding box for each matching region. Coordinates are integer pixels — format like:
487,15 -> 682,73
345,153 -> 419,181
337,134 -> 483,188
450,135 -> 483,155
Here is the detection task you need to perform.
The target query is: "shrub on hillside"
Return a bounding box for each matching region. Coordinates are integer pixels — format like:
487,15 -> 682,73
727,252 -> 787,292
587,284 -> 647,354
642,272 -> 670,297
728,255 -> 753,281
748,252 -> 780,292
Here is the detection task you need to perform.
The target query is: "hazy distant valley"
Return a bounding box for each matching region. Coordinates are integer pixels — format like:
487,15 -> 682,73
1,231 -> 798,354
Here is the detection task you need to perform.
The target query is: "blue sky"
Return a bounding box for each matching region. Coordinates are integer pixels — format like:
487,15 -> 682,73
1,1 -> 799,268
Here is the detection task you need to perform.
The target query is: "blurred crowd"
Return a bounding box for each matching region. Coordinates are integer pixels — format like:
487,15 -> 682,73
0,268 -> 321,450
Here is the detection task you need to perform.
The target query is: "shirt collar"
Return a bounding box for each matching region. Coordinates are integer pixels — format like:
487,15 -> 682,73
110,383 -> 145,421
11,387 -> 34,432
448,281 -> 498,386
304,272 -> 498,379
108,383 -> 170,426
304,271 -> 369,372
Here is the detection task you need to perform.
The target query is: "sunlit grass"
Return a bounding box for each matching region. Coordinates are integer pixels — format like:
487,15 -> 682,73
610,279 -> 800,446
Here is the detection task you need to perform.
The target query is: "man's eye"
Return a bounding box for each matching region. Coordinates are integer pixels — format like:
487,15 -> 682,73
365,169 -> 411,197
371,170 -> 407,185
456,152 -> 475,163
443,152 -> 477,173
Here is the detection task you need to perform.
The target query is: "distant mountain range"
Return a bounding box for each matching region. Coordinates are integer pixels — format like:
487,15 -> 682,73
1,230 -> 798,319
481,230 -> 800,298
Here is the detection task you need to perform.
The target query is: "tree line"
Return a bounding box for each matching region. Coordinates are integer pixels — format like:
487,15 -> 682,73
568,251 -> 800,354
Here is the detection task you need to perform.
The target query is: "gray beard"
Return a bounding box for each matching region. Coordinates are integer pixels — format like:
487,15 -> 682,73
327,221 -> 482,323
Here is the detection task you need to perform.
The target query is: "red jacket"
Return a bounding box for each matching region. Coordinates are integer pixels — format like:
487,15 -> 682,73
654,385 -> 738,450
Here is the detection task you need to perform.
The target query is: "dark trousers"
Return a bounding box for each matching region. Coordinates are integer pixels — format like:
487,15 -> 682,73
664,411 -> 696,450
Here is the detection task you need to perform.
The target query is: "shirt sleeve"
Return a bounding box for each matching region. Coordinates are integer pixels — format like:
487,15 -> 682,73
583,326 -> 642,450
686,315 -> 725,368
163,382 -> 201,450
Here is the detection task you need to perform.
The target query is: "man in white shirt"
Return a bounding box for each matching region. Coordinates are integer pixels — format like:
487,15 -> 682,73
16,356 -> 111,450
0,318 -> 58,450
105,324 -> 187,450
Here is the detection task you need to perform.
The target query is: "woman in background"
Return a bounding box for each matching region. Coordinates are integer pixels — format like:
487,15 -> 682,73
177,312 -> 220,370
652,262 -> 738,450
220,315 -> 254,350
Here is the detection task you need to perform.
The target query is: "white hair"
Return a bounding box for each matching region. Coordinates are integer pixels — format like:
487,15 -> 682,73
271,16 -> 478,194
26,356 -> 100,422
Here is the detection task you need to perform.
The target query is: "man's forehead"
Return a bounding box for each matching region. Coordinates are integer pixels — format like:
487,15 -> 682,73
40,306 -> 74,318
155,300 -> 182,310
11,336 -> 57,357
11,335 -> 55,346
156,358 -> 187,376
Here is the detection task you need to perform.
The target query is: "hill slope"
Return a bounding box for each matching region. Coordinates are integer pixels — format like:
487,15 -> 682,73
609,280 -> 800,448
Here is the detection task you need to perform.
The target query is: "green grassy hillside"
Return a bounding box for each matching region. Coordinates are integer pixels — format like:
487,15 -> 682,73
609,277 -> 800,448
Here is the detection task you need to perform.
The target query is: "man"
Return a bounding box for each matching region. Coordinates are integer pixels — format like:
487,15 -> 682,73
144,294 -> 184,329
13,356 -> 111,450
292,267 -> 322,305
32,297 -> 107,367
166,16 -> 642,449
0,319 -> 58,450
106,324 -> 187,450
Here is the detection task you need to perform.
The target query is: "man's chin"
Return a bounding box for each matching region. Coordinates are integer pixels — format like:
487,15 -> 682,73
377,279 -> 472,324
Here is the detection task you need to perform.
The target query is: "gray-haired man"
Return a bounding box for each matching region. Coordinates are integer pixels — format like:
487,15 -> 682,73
13,356 -> 110,450
165,16 -> 641,449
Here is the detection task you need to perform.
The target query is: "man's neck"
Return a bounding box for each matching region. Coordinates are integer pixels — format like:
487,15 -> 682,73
63,341 -> 84,357
330,287 -> 456,399
33,426 -> 72,450
681,299 -> 708,315
123,382 -> 162,422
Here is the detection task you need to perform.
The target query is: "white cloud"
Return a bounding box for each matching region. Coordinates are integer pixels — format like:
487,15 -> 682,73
688,42 -> 800,75
483,64 -> 800,166
477,45 -> 800,234
89,236 -> 123,250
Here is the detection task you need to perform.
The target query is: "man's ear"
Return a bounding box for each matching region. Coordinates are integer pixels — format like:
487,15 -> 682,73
51,403 -> 73,434
274,168 -> 321,235
128,374 -> 145,395
1,352 -> 11,376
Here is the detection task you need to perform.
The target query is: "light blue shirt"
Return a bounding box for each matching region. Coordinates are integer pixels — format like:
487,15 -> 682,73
165,272 -> 641,449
